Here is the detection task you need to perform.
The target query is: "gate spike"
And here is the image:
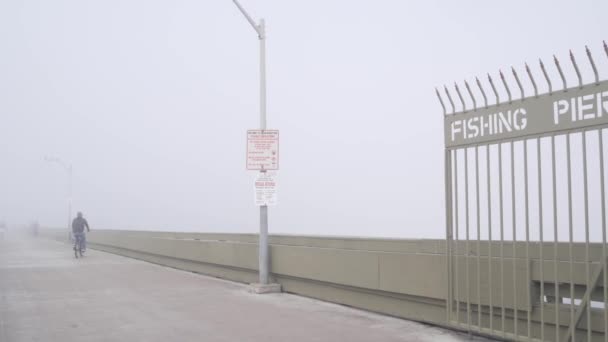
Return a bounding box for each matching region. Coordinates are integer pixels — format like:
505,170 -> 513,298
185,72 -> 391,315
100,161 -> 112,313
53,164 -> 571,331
475,77 -> 488,108
488,73 -> 500,105
525,63 -> 538,97
554,55 -> 568,91
454,83 -> 467,112
464,81 -> 477,111
539,58 -> 553,95
499,70 -> 512,104
585,46 -> 599,85
511,66 -> 525,100
444,86 -> 456,114
569,50 -> 583,89
604,41 -> 608,58
435,87 -> 447,115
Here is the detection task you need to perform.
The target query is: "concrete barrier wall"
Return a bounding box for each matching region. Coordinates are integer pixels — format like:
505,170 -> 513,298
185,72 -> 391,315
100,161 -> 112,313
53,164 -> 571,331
39,229 -> 607,340
41,229 -> 450,326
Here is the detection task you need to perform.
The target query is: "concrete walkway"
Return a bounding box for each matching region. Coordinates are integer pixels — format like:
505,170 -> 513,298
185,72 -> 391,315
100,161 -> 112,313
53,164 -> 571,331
0,236 -> 491,342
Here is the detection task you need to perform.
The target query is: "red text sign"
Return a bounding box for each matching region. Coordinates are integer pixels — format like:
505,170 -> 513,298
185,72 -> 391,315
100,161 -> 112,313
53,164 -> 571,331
247,130 -> 279,170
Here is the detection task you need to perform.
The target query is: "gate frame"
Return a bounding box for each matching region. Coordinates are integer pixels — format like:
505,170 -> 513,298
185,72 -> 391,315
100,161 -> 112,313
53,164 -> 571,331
438,42 -> 608,342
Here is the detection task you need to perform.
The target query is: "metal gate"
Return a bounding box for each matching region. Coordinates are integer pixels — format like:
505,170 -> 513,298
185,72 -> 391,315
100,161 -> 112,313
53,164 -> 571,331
438,42 -> 608,341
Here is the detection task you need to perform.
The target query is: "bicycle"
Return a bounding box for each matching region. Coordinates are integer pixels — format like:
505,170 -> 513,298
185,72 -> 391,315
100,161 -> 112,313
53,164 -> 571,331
73,233 -> 85,258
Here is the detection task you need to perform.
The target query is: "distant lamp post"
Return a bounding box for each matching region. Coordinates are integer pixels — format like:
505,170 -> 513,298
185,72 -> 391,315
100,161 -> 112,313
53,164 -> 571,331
44,156 -> 73,241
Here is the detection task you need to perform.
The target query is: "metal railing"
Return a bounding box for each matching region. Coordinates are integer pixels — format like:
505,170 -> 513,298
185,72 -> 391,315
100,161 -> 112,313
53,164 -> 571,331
439,42 -> 608,341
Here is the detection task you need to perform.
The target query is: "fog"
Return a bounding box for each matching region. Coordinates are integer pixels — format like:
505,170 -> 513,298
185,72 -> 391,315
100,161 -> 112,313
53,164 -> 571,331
1,0 -> 607,238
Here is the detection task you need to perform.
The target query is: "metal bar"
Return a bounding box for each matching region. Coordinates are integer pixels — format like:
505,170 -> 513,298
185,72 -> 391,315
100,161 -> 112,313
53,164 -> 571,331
259,19 -> 267,129
475,146 -> 481,328
488,74 -> 500,105
499,143 -> 506,337
454,149 -> 461,324
524,139 -> 532,340
562,257 -> 607,342
512,67 -> 525,100
465,147 -> 471,331
570,50 -> 583,89
566,133 -> 575,341
232,0 -> 272,288
487,144 -> 494,332
436,88 -> 447,115
583,130 -> 591,341
232,0 -> 262,36
445,149 -> 453,322
540,59 -> 553,95
476,77 -> 488,108
446,121 -> 608,151
258,18 -> 269,286
537,137 -> 546,341
68,166 -> 72,243
453,321 -> 546,342
586,46 -> 600,85
599,129 -> 607,342
445,86 -> 456,114
465,81 -> 477,111
259,204 -> 269,284
455,83 -> 467,113
604,41 -> 608,59
510,141 -> 518,337
525,63 -> 538,98
499,70 -> 512,104
554,55 -> 568,91
551,135 -> 560,340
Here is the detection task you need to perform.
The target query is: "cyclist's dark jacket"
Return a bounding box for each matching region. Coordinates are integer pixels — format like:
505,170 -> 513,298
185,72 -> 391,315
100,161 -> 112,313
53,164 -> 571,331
72,217 -> 89,233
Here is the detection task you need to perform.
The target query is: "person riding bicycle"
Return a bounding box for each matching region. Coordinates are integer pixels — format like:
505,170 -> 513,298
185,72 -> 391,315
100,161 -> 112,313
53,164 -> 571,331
72,212 -> 90,255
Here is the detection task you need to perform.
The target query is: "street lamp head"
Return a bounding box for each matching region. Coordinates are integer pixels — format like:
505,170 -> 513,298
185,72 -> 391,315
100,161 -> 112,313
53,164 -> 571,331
232,0 -> 264,38
44,156 -> 71,173
45,156 -> 60,163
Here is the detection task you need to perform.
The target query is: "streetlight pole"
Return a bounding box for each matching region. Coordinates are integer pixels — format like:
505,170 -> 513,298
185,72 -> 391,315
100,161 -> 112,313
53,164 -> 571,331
44,156 -> 73,241
67,164 -> 72,240
231,0 -> 279,293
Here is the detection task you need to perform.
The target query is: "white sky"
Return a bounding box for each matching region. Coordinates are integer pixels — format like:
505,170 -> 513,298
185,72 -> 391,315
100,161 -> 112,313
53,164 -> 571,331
1,0 -> 607,238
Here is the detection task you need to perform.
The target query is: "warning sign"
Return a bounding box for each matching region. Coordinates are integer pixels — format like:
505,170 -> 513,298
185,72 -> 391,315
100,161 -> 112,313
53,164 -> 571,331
246,130 -> 279,170
254,173 -> 277,206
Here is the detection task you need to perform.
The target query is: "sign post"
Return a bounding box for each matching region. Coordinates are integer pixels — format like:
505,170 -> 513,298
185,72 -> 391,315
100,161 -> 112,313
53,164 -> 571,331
232,0 -> 281,294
